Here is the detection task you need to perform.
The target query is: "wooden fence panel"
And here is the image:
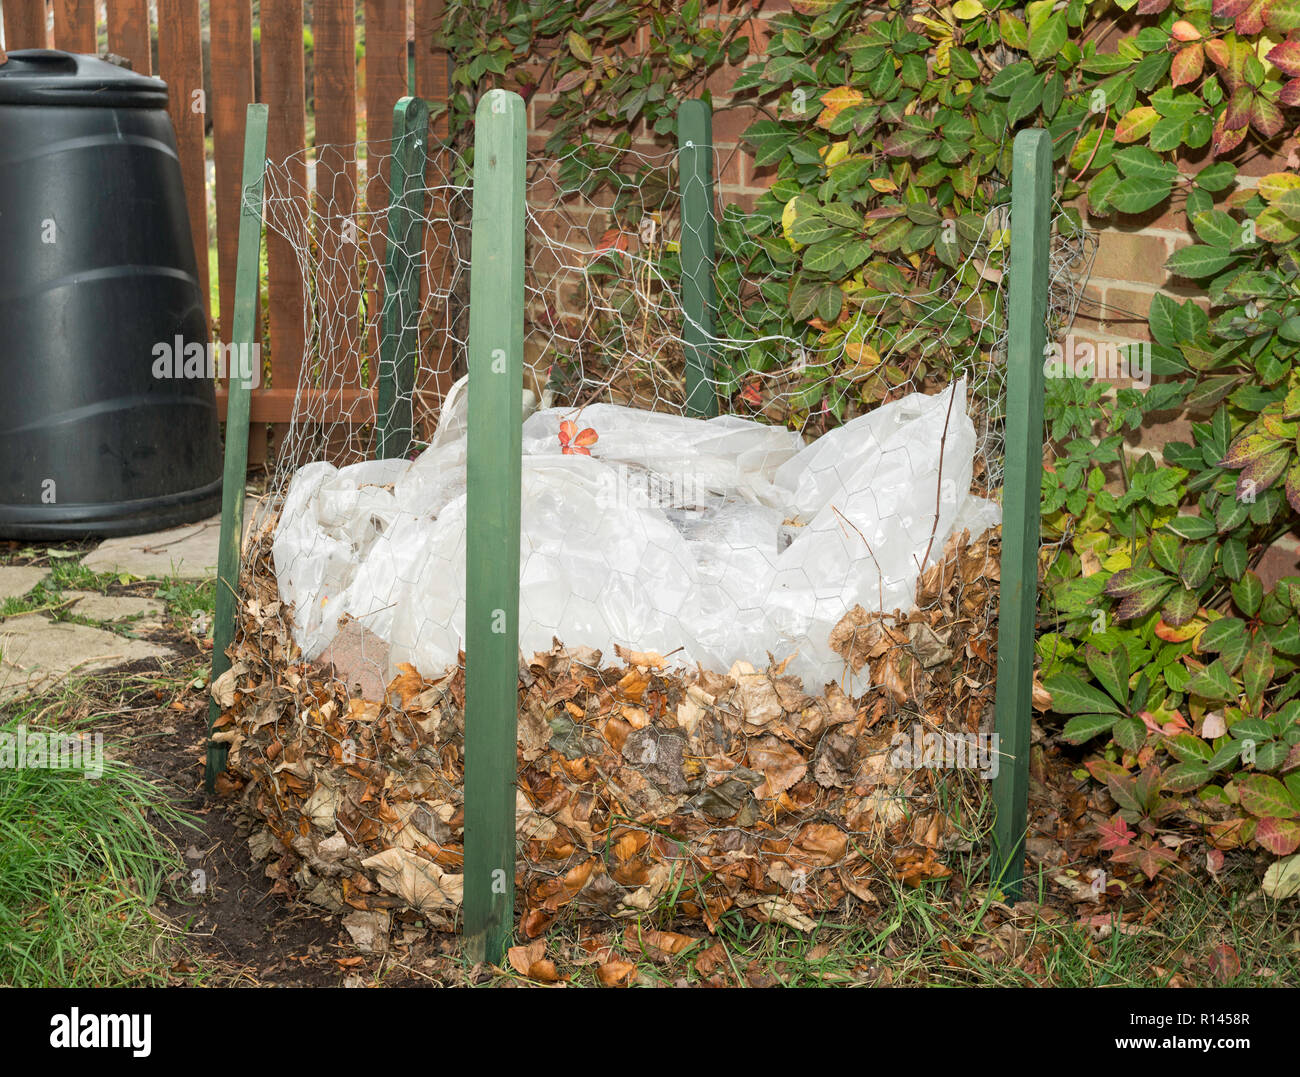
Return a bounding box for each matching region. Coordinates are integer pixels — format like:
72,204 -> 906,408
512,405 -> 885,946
313,0 -> 361,385
209,0 -> 262,459
414,0 -> 455,423
156,0 -> 210,323
107,0 -> 150,72
53,0 -> 95,53
260,0 -> 307,428
209,0 -> 256,345
2,0 -> 50,50
363,0 -> 408,364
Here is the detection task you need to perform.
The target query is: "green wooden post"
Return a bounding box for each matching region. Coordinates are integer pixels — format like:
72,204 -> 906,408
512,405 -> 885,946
376,96 -> 429,460
462,88 -> 526,965
678,99 -> 717,419
206,104 -> 269,792
990,128 -> 1051,899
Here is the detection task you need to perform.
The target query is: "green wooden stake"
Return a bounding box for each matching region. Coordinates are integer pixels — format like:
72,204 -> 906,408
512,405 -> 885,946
376,95 -> 429,460
206,104 -> 269,792
462,88 -> 526,966
990,128 -> 1051,899
678,99 -> 717,419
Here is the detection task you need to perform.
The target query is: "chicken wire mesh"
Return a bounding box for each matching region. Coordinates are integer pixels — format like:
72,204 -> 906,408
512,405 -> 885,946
214,124 -> 1096,934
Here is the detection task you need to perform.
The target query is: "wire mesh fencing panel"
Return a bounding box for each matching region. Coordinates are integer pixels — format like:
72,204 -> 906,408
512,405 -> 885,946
214,117 -> 1095,937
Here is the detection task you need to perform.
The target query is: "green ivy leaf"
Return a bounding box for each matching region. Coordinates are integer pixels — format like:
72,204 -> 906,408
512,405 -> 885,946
1104,566 -> 1174,598
1191,209 -> 1242,249
1220,536 -> 1248,580
1179,541 -> 1216,590
1062,712 -> 1122,743
1165,514 -> 1216,540
1044,673 -> 1125,715
1029,11 -> 1068,66
1085,644 -> 1130,706
1113,714 -> 1148,752
1107,175 -> 1175,213
1166,244 -> 1238,279
1162,762 -> 1212,792
1184,659 -> 1238,701
1238,775 -> 1300,820
1231,570 -> 1264,616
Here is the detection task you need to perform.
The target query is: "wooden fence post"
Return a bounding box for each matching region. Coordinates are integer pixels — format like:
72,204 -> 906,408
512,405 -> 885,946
376,96 -> 429,460
678,99 -> 718,419
206,104 -> 268,792
990,128 -> 1051,899
462,89 -> 526,965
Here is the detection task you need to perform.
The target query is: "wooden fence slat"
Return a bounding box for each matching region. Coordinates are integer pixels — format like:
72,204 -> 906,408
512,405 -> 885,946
216,388 -> 377,424
53,0 -> 95,53
157,0 -> 210,329
107,0 -> 151,73
415,0 -> 455,426
2,0 -> 50,50
209,0 -> 262,462
413,0 -> 446,108
363,0 -> 410,363
260,0 -> 307,428
313,0 -> 360,384
209,0 -> 257,347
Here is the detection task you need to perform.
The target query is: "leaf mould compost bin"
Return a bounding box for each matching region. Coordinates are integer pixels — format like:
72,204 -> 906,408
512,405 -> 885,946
208,94 -> 1062,963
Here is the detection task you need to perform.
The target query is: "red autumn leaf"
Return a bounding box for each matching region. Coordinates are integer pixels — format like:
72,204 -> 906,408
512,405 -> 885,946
1212,116 -> 1249,156
1251,95 -> 1285,138
1234,0 -> 1269,34
1255,816 -> 1300,856
1279,77 -> 1300,107
1268,39 -> 1300,77
1110,837 -> 1178,880
593,228 -> 630,257
1171,19 -> 1203,40
1224,86 -> 1254,129
558,419 -> 598,455
1209,943 -> 1241,982
1098,813 -> 1136,850
1172,44 -> 1205,87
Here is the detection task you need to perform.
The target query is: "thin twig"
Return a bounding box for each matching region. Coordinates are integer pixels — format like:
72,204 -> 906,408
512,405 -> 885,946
918,384 -> 959,575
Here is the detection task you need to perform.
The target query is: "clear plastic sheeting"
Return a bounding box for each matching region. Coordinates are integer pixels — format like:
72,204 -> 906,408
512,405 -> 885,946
272,378 -> 1000,691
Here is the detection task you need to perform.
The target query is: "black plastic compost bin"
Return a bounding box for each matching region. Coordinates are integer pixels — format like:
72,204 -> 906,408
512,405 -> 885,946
0,50 -> 222,538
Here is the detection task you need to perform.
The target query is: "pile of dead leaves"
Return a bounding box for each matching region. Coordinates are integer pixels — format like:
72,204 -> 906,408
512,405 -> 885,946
212,526 -> 1003,941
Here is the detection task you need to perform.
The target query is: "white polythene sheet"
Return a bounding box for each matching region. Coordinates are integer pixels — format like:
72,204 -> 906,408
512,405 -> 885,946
272,379 -> 1000,691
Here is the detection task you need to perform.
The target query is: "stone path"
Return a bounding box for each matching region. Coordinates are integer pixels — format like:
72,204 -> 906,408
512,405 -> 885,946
82,515 -> 226,580
0,514 -> 225,705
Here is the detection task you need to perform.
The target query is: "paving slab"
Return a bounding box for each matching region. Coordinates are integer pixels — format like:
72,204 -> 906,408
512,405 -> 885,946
81,501 -> 264,581
81,515 -> 225,580
66,592 -> 167,624
0,618 -> 174,703
0,566 -> 49,604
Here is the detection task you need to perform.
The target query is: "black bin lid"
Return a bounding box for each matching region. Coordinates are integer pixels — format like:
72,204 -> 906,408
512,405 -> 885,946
0,49 -> 169,108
